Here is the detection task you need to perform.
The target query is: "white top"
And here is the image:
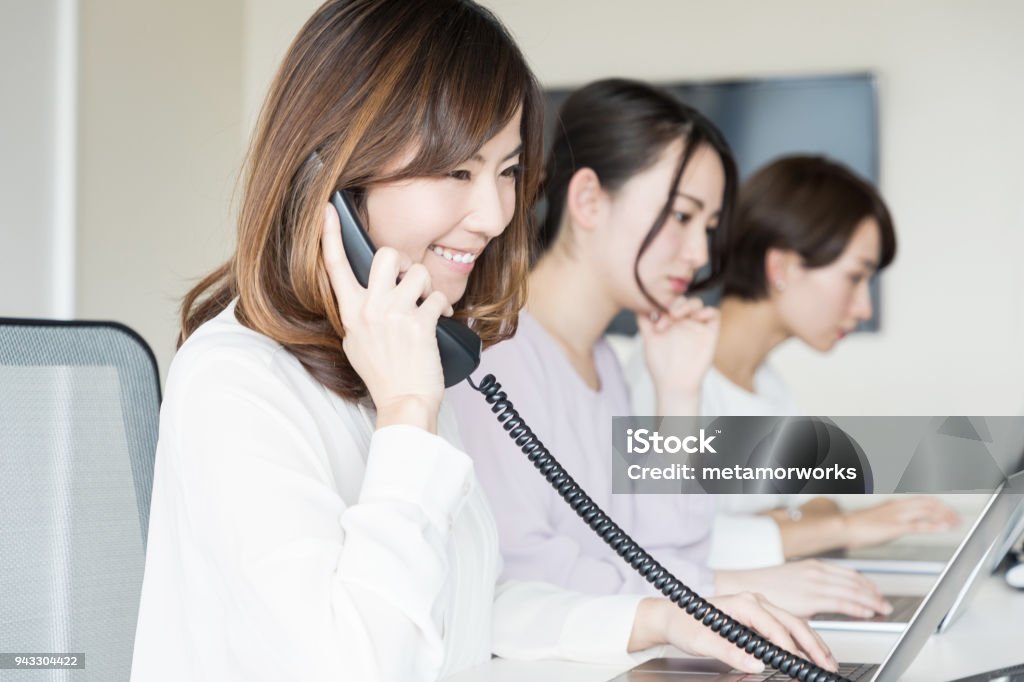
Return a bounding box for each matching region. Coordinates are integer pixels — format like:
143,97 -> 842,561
700,365 -> 801,419
131,303 -> 650,682
699,365 -> 802,529
617,335 -> 793,568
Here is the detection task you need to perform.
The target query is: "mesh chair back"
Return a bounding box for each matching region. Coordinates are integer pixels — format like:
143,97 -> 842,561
0,319 -> 160,680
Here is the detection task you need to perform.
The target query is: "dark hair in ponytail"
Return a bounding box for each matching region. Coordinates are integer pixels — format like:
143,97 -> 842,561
722,155 -> 896,301
540,78 -> 738,309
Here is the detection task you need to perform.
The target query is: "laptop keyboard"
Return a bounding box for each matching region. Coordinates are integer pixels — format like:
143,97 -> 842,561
817,594 -> 920,622
741,662 -> 878,681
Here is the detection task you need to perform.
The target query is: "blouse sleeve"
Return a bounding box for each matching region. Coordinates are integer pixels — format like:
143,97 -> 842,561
491,580 -> 664,665
165,346 -> 473,681
708,513 -> 786,569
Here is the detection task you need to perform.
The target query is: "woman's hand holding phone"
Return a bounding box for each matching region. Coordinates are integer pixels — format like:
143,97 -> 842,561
638,296 -> 720,415
321,204 -> 454,433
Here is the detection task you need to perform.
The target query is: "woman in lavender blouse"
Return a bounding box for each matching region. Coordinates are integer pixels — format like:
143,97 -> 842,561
451,79 -> 891,621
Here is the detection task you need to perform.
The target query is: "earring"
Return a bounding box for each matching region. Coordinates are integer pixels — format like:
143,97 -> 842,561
774,279 -> 786,292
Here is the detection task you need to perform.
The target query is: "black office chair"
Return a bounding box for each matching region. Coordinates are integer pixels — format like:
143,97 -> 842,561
0,318 -> 160,680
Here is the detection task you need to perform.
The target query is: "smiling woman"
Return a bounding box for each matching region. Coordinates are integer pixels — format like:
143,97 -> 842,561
178,0 -> 543,404
130,4 -> 835,682
363,115 -> 524,303
130,1 -> 557,679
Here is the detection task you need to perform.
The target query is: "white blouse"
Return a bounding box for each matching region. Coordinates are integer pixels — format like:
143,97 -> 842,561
700,365 -> 801,419
131,303 -> 649,682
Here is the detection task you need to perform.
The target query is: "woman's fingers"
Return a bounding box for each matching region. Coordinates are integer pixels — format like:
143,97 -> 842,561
641,310 -> 672,333
321,208 -> 447,424
809,562 -> 890,615
759,599 -> 838,672
417,290 -> 453,324
728,592 -> 835,670
392,263 -> 432,306
692,306 -> 719,323
817,589 -> 889,618
385,261 -> 455,322
320,203 -> 363,317
722,593 -> 809,664
901,497 -> 960,525
697,634 -> 765,674
818,562 -> 885,598
668,296 -> 702,319
644,298 -> 717,335
848,498 -> 959,546
366,246 -> 410,301
909,518 -> 956,534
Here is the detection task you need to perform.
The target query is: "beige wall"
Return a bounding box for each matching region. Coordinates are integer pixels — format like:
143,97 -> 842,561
497,0 -> 1024,416
76,0 -> 245,378
0,0 -> 68,318
72,0 -> 1024,414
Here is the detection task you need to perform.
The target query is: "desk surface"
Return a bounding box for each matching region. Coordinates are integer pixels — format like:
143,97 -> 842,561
445,571 -> 1024,682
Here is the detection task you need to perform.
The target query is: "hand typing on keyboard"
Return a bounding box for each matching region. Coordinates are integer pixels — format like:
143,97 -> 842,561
715,560 -> 892,619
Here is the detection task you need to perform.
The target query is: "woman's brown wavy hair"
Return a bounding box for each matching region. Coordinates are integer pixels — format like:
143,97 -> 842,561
179,0 -> 544,401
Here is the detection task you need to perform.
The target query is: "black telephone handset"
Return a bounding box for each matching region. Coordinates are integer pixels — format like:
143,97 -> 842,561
331,190 -> 481,388
329,188 -> 845,682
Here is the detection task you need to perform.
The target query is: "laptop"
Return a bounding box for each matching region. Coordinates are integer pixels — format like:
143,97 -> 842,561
806,458 -> 1024,630
815,420 -> 1024,578
809,478 -> 1024,632
611,469 -> 1024,682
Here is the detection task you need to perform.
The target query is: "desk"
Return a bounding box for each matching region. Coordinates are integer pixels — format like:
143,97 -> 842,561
445,572 -> 1024,681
